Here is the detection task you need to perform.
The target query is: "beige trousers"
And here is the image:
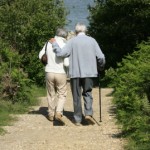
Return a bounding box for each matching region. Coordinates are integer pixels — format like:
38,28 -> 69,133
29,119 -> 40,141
46,72 -> 67,117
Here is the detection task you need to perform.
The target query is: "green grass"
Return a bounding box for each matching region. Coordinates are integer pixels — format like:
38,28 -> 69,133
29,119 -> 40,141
0,85 -> 46,135
0,101 -> 15,135
31,85 -> 46,98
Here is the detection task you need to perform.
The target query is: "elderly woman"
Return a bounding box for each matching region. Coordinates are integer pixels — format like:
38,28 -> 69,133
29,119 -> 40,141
39,28 -> 69,125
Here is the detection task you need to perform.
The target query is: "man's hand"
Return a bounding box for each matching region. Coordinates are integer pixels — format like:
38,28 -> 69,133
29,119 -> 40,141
49,38 -> 56,43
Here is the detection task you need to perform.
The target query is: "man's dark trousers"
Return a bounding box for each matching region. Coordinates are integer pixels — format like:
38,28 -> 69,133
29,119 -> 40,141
70,78 -> 94,123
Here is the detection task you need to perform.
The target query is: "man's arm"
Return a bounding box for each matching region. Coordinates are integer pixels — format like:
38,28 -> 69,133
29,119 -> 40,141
94,40 -> 106,71
50,38 -> 71,57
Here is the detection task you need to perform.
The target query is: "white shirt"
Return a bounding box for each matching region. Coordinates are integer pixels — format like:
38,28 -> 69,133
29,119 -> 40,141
39,36 -> 69,73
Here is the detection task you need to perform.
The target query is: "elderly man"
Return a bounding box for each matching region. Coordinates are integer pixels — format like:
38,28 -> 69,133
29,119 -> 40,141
50,23 -> 105,126
39,28 -> 69,125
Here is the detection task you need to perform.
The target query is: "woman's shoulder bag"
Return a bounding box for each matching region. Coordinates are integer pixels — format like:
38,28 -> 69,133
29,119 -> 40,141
41,41 -> 48,66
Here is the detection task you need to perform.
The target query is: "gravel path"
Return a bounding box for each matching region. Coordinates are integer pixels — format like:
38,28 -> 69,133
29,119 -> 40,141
0,83 -> 125,150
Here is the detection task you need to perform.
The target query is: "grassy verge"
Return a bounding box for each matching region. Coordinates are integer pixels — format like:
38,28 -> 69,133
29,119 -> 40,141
0,85 -> 46,135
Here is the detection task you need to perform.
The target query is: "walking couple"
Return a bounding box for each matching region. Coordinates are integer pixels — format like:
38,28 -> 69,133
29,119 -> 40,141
39,23 -> 105,126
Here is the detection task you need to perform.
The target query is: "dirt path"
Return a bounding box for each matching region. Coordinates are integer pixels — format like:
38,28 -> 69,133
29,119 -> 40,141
0,83 -> 125,150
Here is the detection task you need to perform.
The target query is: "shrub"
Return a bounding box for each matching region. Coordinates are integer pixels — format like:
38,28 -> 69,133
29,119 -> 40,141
104,40 -> 150,148
0,40 -> 31,104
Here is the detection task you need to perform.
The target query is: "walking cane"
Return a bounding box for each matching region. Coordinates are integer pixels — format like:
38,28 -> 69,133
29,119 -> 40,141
98,73 -> 102,122
92,74 -> 102,126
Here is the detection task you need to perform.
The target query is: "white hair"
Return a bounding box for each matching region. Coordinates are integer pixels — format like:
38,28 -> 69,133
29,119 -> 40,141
75,23 -> 87,34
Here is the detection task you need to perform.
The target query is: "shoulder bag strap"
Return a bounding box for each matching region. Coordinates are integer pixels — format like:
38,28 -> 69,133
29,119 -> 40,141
45,41 -> 48,54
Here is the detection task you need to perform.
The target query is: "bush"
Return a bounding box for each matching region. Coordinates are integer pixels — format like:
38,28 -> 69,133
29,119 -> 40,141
104,40 -> 150,149
0,40 -> 31,104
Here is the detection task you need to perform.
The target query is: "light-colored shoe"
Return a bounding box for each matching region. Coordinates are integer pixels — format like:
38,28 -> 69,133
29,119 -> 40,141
85,116 -> 95,125
47,115 -> 54,121
74,122 -> 82,126
71,119 -> 82,126
55,113 -> 66,125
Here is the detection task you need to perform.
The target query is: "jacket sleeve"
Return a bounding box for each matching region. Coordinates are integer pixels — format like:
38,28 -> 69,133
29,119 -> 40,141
94,40 -> 106,71
52,41 -> 71,57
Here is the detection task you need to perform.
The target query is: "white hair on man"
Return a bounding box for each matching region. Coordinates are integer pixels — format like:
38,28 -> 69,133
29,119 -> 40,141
75,23 -> 87,34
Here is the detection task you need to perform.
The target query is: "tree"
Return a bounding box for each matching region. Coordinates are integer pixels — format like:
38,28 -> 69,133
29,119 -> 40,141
0,0 -> 67,52
88,0 -> 150,69
0,0 -> 67,85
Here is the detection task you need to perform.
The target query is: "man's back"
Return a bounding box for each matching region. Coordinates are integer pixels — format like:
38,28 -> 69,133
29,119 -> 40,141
67,33 -> 103,78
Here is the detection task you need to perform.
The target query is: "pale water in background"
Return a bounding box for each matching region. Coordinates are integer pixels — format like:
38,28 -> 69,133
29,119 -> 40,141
64,0 -> 95,31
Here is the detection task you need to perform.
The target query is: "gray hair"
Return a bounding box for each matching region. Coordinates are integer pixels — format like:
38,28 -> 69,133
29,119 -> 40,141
75,23 -> 87,34
56,28 -> 68,38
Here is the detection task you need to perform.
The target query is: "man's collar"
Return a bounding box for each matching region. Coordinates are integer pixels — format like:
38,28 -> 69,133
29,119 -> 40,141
77,32 -> 85,36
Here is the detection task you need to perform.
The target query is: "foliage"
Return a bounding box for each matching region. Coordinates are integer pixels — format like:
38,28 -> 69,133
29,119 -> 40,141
88,0 -> 150,69
104,40 -> 150,149
0,0 -> 67,51
0,39 -> 31,104
0,0 -> 67,86
0,40 -> 38,135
